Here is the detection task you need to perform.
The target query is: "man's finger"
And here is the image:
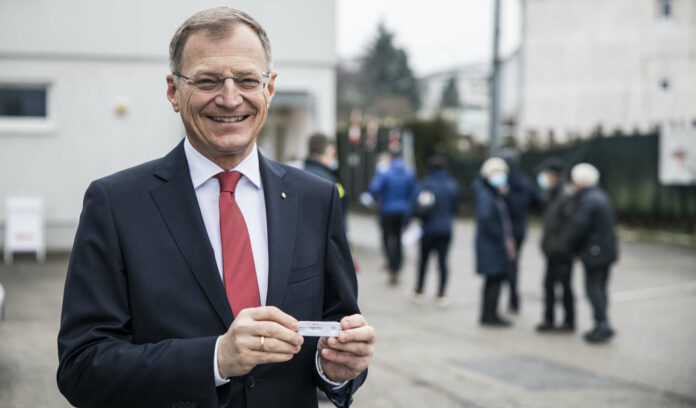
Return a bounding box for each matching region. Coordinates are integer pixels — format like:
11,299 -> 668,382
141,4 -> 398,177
253,321 -> 304,346
325,339 -> 374,357
340,314 -> 367,330
335,325 -> 375,344
321,348 -> 370,370
243,335 -> 302,355
247,306 -> 300,331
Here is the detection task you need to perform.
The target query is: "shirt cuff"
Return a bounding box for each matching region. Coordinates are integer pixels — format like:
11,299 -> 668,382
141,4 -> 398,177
214,336 -> 231,387
315,350 -> 348,390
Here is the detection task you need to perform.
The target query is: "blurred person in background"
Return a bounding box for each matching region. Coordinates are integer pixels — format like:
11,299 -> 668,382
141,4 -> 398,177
411,155 -> 460,306
369,153 -> 416,285
499,149 -> 542,314
473,157 -> 515,326
535,158 -> 576,333
303,132 -> 347,224
569,163 -> 618,343
57,7 -> 374,407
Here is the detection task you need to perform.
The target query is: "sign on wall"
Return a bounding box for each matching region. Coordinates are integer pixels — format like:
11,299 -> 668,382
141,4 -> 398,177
659,123 -> 696,185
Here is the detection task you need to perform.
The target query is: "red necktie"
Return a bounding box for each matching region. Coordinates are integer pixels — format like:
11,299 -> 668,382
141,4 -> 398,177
215,171 -> 260,317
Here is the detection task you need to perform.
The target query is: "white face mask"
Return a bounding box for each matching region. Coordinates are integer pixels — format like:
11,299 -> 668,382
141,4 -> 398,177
328,158 -> 339,171
537,173 -> 550,190
488,172 -> 508,188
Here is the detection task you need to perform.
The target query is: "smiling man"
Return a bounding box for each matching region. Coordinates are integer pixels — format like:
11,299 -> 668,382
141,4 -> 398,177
57,7 -> 374,408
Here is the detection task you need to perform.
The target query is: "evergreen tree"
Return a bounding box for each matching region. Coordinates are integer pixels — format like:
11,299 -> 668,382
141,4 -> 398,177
359,23 -> 420,115
440,75 -> 460,109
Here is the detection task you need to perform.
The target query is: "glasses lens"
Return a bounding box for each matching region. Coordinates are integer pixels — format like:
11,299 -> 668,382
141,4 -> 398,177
186,74 -> 266,94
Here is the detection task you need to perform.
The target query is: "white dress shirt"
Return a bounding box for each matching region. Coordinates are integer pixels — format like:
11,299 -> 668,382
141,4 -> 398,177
183,138 -> 345,389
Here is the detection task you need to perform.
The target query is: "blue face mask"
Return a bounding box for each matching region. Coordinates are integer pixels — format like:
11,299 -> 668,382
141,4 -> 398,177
488,172 -> 508,188
537,173 -> 550,190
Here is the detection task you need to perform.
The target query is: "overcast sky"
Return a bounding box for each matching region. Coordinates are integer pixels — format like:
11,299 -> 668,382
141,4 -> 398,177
337,0 -> 522,76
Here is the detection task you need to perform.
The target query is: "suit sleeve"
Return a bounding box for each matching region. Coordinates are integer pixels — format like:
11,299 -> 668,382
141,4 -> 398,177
315,185 -> 367,407
57,181 -> 220,408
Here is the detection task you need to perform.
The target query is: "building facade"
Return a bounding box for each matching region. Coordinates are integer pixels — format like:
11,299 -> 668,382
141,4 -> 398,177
0,0 -> 337,250
519,0 -> 696,144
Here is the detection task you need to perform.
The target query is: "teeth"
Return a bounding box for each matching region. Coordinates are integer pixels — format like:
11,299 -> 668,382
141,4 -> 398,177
211,116 -> 247,123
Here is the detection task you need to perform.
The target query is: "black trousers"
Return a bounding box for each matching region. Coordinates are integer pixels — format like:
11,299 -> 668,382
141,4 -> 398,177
542,257 -> 574,325
505,239 -> 523,309
380,213 -> 405,274
585,264 -> 611,326
416,234 -> 452,296
481,275 -> 506,320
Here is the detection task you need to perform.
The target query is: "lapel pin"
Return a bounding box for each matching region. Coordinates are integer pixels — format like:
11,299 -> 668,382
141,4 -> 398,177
281,192 -> 287,199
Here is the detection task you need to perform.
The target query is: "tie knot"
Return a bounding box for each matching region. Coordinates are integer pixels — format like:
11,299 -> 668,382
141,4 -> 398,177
215,171 -> 243,193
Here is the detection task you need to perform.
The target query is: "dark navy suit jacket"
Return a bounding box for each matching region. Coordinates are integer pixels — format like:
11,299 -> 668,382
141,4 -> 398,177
57,141 -> 365,408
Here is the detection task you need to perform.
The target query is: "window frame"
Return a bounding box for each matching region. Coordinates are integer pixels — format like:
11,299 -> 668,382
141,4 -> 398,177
0,78 -> 56,135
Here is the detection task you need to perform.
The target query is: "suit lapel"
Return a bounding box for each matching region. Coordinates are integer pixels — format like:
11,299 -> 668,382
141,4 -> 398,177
149,142 -> 234,327
259,153 -> 297,308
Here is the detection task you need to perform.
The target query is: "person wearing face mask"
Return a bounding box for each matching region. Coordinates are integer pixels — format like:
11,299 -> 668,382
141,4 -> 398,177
472,157 -> 515,326
568,163 -> 618,343
535,158 -> 576,333
303,132 -> 346,219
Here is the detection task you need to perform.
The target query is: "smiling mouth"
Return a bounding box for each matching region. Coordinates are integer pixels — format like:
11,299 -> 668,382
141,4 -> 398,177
209,115 -> 250,123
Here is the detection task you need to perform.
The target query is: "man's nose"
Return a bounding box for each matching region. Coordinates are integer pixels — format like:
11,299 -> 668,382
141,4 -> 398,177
215,78 -> 243,108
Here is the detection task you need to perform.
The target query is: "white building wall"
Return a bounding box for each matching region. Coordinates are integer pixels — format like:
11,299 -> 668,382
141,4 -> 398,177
520,0 -> 696,142
0,0 -> 336,250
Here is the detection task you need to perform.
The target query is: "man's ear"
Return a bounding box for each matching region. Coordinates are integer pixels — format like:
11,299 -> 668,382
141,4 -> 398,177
266,72 -> 278,107
166,74 -> 180,112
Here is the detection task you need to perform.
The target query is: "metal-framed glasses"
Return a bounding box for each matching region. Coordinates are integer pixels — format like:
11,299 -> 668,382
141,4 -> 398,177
174,72 -> 271,94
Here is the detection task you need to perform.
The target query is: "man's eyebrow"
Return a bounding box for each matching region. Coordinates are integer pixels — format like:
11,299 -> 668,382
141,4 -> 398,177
192,70 -> 260,77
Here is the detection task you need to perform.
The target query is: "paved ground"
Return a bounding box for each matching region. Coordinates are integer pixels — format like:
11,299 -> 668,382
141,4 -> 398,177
1,214 -> 695,407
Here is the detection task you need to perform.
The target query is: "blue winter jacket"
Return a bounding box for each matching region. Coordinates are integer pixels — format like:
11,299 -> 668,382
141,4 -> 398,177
369,158 -> 416,215
473,177 -> 514,277
413,169 -> 460,236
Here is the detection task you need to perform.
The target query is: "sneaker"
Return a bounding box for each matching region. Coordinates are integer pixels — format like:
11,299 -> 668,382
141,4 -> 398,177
410,291 -> 426,305
557,322 -> 576,333
535,322 -> 555,332
584,327 -> 615,343
435,296 -> 450,308
480,316 -> 512,327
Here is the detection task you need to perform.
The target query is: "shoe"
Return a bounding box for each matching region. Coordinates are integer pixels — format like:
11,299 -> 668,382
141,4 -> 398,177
389,274 -> 399,286
557,322 -> 576,333
480,316 -> 512,327
535,322 -> 555,332
410,291 -> 426,305
435,296 -> 450,308
584,327 -> 615,343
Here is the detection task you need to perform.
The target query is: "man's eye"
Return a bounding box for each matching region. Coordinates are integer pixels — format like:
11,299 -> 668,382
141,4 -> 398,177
237,78 -> 261,89
194,79 -> 218,89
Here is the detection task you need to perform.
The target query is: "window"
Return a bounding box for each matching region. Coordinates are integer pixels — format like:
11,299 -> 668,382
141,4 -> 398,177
0,86 -> 47,117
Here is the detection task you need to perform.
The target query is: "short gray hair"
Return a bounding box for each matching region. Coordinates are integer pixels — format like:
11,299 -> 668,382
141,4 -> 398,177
169,7 -> 272,74
480,157 -> 508,177
571,163 -> 600,187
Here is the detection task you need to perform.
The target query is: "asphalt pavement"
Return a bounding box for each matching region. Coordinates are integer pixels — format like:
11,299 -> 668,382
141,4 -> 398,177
0,214 -> 694,408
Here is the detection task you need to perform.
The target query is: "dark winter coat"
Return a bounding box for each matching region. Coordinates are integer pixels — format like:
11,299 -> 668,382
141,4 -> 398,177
369,158 -> 416,216
568,186 -> 619,268
541,183 -> 575,259
504,168 -> 542,244
303,158 -> 336,183
473,178 -> 514,277
414,169 -> 460,237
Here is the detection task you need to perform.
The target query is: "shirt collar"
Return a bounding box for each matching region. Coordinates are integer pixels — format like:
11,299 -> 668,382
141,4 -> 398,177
183,137 -> 261,190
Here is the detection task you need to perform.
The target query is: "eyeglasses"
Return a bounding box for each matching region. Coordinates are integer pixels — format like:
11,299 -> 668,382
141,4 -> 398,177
174,72 -> 271,95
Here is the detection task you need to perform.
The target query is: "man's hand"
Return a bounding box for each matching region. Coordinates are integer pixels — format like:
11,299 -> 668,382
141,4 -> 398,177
317,314 -> 376,382
217,306 -> 304,379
